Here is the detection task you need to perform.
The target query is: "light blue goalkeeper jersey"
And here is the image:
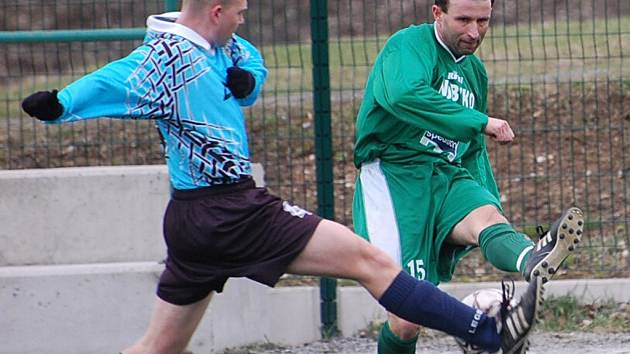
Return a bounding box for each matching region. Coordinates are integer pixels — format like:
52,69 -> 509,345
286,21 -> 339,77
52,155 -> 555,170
51,12 -> 268,190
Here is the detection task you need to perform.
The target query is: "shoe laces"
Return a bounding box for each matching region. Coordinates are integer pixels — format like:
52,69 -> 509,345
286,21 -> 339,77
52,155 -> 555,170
500,278 -> 516,319
535,225 -> 547,239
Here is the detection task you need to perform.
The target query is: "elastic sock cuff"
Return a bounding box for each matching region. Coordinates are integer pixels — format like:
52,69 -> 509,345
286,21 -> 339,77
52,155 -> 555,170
378,271 -> 417,312
516,245 -> 535,272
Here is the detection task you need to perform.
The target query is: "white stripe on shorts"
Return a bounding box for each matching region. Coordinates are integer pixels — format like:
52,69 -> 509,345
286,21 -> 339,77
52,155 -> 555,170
359,160 -> 402,266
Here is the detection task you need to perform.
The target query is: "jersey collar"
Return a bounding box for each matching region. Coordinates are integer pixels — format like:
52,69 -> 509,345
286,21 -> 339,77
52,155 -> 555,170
433,22 -> 466,63
147,12 -> 213,52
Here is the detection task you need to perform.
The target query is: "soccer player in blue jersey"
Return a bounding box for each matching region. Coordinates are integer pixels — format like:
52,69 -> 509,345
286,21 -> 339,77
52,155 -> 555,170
21,1 -> 542,353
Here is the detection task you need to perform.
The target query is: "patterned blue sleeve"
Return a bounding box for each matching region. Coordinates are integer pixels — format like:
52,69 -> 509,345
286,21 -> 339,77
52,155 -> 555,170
227,34 -> 268,107
53,47 -> 167,124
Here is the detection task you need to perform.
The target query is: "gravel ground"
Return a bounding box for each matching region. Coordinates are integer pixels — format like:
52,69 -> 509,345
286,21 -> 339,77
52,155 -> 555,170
223,331 -> 630,354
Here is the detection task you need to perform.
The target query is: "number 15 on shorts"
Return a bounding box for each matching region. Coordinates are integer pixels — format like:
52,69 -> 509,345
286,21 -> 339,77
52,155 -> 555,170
406,259 -> 426,280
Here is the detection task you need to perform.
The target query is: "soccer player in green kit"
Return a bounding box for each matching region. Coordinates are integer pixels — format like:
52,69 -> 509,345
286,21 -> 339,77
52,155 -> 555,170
352,0 -> 585,353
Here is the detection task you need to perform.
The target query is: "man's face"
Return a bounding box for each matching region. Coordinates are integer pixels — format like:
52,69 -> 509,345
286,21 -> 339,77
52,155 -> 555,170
214,0 -> 247,46
433,0 -> 492,57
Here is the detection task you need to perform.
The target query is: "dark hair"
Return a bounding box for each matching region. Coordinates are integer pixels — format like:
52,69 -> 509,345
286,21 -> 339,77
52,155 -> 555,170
434,0 -> 495,12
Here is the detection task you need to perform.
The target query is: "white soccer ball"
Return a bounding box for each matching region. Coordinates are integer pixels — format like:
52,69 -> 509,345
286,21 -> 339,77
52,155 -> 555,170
453,288 -> 518,354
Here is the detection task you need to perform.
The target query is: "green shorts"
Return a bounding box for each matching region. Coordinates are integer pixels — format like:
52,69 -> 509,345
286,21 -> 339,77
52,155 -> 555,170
353,159 -> 502,285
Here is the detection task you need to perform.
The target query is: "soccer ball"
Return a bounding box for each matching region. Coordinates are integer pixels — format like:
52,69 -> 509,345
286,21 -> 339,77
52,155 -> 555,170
453,288 -> 518,354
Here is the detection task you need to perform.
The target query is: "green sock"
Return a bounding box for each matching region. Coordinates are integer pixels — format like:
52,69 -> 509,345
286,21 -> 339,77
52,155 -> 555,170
377,321 -> 418,354
478,223 -> 535,273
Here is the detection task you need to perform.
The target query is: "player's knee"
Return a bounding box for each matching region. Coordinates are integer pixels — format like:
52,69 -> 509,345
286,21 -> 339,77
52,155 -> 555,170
470,205 -> 508,232
486,208 -> 508,226
389,316 -> 420,340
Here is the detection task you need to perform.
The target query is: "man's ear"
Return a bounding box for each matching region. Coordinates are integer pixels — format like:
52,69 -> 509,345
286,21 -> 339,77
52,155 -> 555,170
432,4 -> 443,21
209,4 -> 223,24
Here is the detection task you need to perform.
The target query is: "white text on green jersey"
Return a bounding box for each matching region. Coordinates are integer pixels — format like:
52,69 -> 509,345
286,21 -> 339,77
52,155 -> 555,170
438,71 -> 476,109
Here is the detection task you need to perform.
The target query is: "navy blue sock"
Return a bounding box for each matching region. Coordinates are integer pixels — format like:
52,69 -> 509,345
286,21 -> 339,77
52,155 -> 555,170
379,271 -> 500,352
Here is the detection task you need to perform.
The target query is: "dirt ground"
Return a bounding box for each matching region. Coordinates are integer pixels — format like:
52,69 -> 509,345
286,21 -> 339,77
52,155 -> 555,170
224,331 -> 630,354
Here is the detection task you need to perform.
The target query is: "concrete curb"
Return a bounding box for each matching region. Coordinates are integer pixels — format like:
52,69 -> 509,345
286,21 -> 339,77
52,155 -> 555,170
0,164 -> 265,266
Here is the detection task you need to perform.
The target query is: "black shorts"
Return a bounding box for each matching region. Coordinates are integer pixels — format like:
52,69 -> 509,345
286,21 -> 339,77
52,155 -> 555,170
157,178 -> 322,305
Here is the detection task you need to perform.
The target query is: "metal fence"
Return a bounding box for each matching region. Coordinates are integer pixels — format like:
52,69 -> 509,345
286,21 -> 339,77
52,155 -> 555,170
1,0 -> 629,280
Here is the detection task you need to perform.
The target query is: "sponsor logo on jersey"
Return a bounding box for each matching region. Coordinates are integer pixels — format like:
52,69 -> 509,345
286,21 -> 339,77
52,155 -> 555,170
420,131 -> 458,161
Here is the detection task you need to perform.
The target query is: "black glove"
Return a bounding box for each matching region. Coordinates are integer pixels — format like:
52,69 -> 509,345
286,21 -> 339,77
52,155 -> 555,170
21,89 -> 64,121
226,67 -> 255,99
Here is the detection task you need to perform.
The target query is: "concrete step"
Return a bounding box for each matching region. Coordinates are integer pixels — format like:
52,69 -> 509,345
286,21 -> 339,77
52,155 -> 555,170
0,262 -> 319,354
0,164 -> 265,266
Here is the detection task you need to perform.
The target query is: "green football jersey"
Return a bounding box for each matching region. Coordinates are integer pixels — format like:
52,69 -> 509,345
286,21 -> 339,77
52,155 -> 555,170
355,23 -> 489,166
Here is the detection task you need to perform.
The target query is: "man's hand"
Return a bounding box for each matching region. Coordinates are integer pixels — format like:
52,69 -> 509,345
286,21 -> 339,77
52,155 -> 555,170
484,117 -> 514,144
226,67 -> 255,99
21,90 -> 63,121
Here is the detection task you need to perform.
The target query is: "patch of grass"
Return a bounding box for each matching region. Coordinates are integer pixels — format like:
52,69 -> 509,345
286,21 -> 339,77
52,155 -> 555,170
541,295 -> 630,332
276,276 -> 359,288
337,279 -> 359,287
3,17 -> 629,122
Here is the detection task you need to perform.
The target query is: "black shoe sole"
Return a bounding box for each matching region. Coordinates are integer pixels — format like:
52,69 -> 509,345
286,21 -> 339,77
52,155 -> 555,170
530,207 -> 584,284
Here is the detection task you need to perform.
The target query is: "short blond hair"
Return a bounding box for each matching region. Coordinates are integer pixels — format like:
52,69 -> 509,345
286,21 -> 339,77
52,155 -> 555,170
182,0 -> 231,9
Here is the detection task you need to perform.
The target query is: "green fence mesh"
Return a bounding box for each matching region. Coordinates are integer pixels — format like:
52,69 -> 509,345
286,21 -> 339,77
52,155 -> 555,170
1,0 -> 629,278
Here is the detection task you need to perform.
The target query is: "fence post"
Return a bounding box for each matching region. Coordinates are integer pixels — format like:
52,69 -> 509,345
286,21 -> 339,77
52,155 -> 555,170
310,0 -> 338,338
